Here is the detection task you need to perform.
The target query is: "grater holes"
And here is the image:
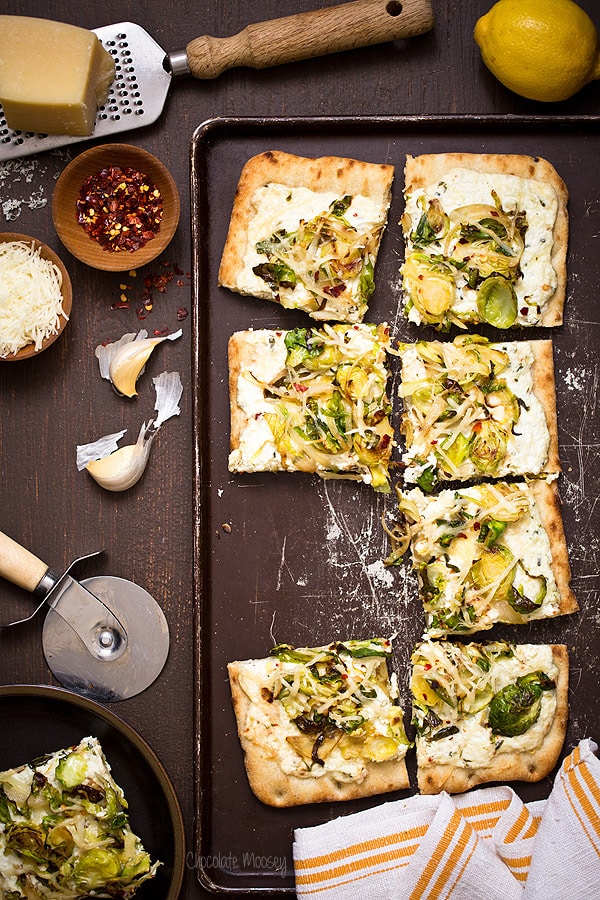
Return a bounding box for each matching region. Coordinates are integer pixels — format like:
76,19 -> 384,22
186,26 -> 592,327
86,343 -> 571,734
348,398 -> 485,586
98,31 -> 146,120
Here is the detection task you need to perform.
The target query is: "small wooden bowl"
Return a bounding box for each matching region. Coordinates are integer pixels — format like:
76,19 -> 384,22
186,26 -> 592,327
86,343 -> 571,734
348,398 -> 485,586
52,143 -> 180,272
0,232 -> 72,362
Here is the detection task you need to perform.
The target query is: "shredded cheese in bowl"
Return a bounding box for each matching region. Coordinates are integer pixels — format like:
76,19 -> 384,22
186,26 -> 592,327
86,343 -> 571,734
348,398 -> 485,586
0,238 -> 69,359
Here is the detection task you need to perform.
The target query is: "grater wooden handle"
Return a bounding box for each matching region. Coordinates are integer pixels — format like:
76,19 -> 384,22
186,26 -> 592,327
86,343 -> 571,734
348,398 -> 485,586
0,530 -> 49,594
185,0 -> 434,79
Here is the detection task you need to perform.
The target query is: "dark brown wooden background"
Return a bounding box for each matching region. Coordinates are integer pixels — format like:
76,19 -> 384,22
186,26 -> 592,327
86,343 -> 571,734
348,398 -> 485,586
1,2 -> 600,897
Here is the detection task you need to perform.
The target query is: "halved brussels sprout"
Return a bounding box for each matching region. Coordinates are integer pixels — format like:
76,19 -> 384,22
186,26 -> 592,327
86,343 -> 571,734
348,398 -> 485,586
508,563 -> 548,614
470,420 -> 508,473
477,276 -> 518,328
468,545 -> 515,602
488,671 -> 554,737
403,254 -> 455,323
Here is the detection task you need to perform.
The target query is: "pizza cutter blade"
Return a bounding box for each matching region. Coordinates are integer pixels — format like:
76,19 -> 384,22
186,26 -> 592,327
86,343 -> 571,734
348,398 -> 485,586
0,0 -> 434,160
0,530 -> 169,702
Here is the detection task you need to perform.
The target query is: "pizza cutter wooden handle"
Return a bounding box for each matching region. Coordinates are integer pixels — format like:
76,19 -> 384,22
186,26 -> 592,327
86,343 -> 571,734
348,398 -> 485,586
0,530 -> 49,594
185,0 -> 434,79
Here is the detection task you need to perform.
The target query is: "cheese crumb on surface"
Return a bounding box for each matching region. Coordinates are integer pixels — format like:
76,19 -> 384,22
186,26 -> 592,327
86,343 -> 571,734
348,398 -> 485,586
0,240 -> 67,357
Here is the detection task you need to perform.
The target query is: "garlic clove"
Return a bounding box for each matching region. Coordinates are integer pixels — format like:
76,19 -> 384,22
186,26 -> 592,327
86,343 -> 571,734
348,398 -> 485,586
97,328 -> 182,397
95,331 -> 147,380
85,422 -> 155,492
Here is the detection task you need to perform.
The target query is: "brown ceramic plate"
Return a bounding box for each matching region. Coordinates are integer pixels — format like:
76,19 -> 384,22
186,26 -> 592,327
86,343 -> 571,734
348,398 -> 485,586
52,143 -> 180,271
0,684 -> 185,900
0,232 -> 72,361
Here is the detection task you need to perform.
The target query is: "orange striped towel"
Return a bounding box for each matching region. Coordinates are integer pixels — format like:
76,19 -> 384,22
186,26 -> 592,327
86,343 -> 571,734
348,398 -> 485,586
293,739 -> 600,899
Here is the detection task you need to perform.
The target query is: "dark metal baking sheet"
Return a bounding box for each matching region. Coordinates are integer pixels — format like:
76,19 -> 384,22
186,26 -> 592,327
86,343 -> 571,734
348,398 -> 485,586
191,115 -> 600,894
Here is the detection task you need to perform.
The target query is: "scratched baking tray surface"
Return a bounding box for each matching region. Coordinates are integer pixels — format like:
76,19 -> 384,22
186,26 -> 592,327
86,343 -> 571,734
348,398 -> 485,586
191,115 -> 600,893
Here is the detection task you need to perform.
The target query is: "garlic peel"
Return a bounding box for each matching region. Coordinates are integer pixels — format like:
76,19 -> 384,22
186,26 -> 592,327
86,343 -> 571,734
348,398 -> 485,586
153,371 -> 183,427
76,430 -> 127,471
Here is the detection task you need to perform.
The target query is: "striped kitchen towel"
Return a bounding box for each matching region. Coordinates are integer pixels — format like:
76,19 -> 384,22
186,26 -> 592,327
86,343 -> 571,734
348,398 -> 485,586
293,739 -> 600,899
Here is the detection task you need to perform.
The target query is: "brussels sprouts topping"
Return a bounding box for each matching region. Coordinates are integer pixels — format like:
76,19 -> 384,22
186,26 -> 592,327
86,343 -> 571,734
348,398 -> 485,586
268,639 -> 409,771
402,188 -> 529,330
252,192 -> 383,319
477,275 -> 518,328
257,324 -> 394,491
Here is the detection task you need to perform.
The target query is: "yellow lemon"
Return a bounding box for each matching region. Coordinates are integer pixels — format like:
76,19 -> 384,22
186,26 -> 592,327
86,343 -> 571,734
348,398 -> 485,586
474,0 -> 600,102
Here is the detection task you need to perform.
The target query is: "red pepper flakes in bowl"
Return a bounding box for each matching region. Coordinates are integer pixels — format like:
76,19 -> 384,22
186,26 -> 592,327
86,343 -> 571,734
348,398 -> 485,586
52,144 -> 180,272
77,165 -> 163,252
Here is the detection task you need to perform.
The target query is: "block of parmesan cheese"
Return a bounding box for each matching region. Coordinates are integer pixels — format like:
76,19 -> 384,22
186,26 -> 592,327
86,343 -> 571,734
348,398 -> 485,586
0,16 -> 115,136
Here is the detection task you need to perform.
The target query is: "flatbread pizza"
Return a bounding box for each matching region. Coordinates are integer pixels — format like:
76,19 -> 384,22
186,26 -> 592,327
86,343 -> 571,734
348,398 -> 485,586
398,333 -> 560,489
228,322 -> 394,492
393,479 -> 578,637
218,150 -> 394,323
411,640 -> 569,794
400,152 -> 569,330
228,638 -> 411,807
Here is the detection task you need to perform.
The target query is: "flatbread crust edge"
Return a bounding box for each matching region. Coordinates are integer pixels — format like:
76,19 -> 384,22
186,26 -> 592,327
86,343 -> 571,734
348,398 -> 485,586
529,479 -> 578,617
530,339 -> 561,475
228,330 -> 249,458
416,644 -> 569,795
218,150 -> 394,295
227,661 -> 409,808
403,152 -> 569,326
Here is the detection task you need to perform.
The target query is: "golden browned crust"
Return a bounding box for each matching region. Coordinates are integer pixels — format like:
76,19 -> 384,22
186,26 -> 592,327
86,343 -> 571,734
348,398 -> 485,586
227,331 -> 246,455
218,149 -> 394,301
530,340 -> 561,475
228,662 -> 409,808
529,479 -> 578,617
417,645 -> 569,795
404,153 -> 569,326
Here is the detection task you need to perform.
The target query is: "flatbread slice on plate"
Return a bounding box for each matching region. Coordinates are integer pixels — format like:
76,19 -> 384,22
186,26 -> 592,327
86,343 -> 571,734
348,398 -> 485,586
395,479 -> 578,637
218,150 -> 394,323
228,321 -> 394,492
411,640 -> 569,795
228,638 -> 410,807
400,152 -> 569,330
398,333 -> 560,488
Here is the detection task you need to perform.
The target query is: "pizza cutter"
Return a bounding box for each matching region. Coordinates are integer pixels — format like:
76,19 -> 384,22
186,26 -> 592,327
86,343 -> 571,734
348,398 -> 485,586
0,0 -> 434,160
0,530 -> 169,702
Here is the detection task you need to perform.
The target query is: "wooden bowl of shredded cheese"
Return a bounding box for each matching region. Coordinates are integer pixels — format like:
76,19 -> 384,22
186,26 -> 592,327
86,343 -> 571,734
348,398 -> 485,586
0,233 -> 72,361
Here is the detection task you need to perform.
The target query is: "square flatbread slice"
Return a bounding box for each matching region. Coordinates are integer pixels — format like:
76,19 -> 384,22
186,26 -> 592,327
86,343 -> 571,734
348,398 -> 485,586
396,479 -> 578,637
218,150 -> 394,323
0,736 -> 160,898
411,640 -> 569,795
228,322 -> 394,492
228,638 -> 410,807
400,152 -> 569,330
398,334 -> 560,487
